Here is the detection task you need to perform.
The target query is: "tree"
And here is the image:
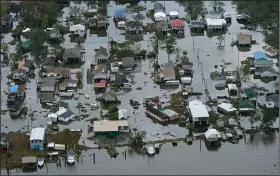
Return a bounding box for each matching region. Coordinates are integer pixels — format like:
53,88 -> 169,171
126,4 -> 146,15
216,35 -> 225,49
76,71 -> 83,83
177,0 -> 207,21
1,42 -> 9,63
236,61 -> 250,82
129,130 -> 146,147
262,107 -> 277,128
160,34 -> 177,63
69,5 -> 85,20
209,0 -> 224,14
0,2 -> 9,16
249,110 -> 261,130
236,1 -> 279,48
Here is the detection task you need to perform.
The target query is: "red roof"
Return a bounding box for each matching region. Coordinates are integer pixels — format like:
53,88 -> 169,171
170,19 -> 184,27
94,80 -> 106,88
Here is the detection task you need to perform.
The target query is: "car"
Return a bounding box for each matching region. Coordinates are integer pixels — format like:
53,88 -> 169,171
90,103 -> 99,110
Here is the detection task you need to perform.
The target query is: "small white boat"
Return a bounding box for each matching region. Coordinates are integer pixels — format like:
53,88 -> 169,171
67,149 -> 75,164
37,158 -> 44,167
146,144 -> 155,156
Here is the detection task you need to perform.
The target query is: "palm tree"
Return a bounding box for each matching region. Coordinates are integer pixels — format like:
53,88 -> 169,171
160,34 -> 177,63
129,130 -> 146,147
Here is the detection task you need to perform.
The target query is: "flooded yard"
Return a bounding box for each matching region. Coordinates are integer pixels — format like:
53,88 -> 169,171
0,1 -> 278,175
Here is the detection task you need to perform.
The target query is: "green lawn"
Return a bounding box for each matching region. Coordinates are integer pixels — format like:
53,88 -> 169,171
260,77 -> 276,83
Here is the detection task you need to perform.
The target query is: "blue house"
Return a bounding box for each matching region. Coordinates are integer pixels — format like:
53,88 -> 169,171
253,51 -> 267,60
114,9 -> 126,22
7,85 -> 25,104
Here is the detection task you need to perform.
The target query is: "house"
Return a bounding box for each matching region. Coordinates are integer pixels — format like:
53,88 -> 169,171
189,21 -> 205,32
238,100 -> 255,113
181,56 -> 193,73
254,59 -> 273,68
253,51 -> 267,60
189,100 -> 210,128
110,74 -> 129,85
118,109 -> 128,120
237,33 -> 252,46
156,21 -> 168,33
145,105 -> 170,123
254,67 -> 278,78
227,84 -> 238,96
69,24 -> 85,37
153,3 -> 165,13
1,14 -> 13,28
114,9 -> 126,22
205,129 -> 221,142
13,69 -> 27,82
40,77 -> 56,92
170,19 -> 185,32
168,11 -> 179,19
217,103 -> 237,114
30,127 -> 45,150
47,113 -> 58,122
181,77 -> 192,84
121,57 -> 136,70
125,20 -> 144,34
64,79 -> 78,90
161,66 -> 175,81
7,85 -> 25,104
0,132 -> 11,152
93,64 -> 108,90
93,120 -> 129,137
88,16 -> 97,28
44,68 -> 71,81
243,88 -> 257,103
95,46 -> 108,64
154,12 -> 166,22
110,62 -> 120,73
56,108 -> 75,123
205,18 -> 226,30
101,91 -> 118,103
265,94 -> 279,107
63,48 -> 82,63
39,92 -> 54,104
97,15 -> 108,29
49,28 -> 61,40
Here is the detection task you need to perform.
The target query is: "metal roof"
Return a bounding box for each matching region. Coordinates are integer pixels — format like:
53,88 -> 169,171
30,128 -> 45,141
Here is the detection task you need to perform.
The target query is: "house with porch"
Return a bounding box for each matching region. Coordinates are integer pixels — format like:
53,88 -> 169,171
189,21 -> 205,32
70,24 -> 85,37
125,20 -> 144,34
7,85 -> 25,105
189,100 -> 210,128
97,15 -> 108,29
161,66 -> 176,82
170,19 -> 184,33
93,120 -> 129,137
93,64 -> 109,91
237,33 -> 252,46
63,48 -> 82,64
30,127 -> 45,150
205,18 -> 226,31
95,46 -> 108,64
39,77 -> 56,93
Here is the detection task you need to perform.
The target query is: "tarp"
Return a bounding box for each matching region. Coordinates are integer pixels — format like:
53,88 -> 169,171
253,51 -> 267,60
205,129 -> 221,139
22,40 -> 31,48
114,9 -> 126,17
10,85 -> 18,93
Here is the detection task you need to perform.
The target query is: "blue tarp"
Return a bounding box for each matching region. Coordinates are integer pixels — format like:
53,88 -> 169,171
10,85 -> 18,93
253,51 -> 267,60
114,9 -> 126,17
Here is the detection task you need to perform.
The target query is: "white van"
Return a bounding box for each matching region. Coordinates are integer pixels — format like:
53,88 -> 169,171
165,80 -> 180,85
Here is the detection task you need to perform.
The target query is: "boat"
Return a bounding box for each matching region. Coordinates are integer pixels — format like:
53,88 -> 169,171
67,149 -> 75,164
37,158 -> 44,168
146,144 -> 155,156
172,140 -> 178,146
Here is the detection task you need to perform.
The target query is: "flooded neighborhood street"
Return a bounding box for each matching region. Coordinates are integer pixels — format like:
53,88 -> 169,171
0,1 -> 279,175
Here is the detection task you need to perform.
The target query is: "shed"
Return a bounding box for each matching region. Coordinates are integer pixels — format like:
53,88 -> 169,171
22,156 -> 37,164
217,103 -> 237,114
181,77 -> 192,84
47,113 -> 58,122
253,51 -> 267,60
168,11 -> 179,19
118,109 -> 128,120
154,12 -> 166,21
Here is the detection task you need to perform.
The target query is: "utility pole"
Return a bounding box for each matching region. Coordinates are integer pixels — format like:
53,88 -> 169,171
192,37 -> 194,50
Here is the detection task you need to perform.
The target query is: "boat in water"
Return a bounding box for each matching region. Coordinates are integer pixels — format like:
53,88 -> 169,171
37,158 -> 44,168
146,144 -> 155,156
67,149 -> 75,164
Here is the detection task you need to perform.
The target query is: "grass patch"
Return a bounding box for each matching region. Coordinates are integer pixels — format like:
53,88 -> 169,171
1,132 -> 44,170
165,92 -> 186,115
46,129 -> 86,157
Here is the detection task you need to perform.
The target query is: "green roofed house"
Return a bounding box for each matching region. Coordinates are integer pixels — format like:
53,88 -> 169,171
238,100 -> 255,112
22,40 -> 32,49
254,59 -> 273,68
243,88 -> 257,103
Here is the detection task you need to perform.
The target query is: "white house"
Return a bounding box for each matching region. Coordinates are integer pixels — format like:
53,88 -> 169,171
237,33 -> 252,46
154,12 -> 166,22
189,100 -> 210,128
205,128 -> 221,142
254,68 -> 278,78
168,11 -> 179,19
70,24 -> 85,37
56,108 -> 75,123
181,77 -> 192,84
217,103 -> 237,114
47,113 -> 58,122
205,18 -> 226,30
118,109 -> 128,120
30,127 -> 45,150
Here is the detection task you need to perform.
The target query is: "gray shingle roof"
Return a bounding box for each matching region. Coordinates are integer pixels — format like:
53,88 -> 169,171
121,57 -> 136,68
63,48 -> 82,59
